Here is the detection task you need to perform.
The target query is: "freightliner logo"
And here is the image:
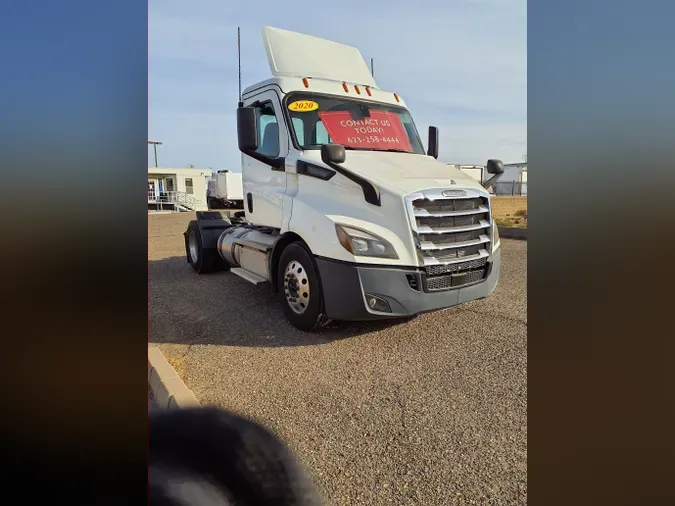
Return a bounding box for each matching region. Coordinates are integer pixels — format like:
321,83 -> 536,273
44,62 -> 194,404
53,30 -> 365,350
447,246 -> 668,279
442,189 -> 466,197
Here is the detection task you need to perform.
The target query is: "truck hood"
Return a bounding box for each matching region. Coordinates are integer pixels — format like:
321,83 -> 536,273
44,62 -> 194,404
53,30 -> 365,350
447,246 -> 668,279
301,150 -> 488,196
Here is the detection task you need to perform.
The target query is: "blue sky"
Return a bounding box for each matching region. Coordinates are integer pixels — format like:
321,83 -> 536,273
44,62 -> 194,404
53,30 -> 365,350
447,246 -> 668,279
149,0 -> 526,170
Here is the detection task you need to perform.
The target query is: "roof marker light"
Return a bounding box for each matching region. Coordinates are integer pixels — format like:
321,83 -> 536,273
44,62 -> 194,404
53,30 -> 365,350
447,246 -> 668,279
365,86 -> 372,96
302,77 -> 309,88
342,82 -> 349,92
354,85 -> 361,95
394,93 -> 400,102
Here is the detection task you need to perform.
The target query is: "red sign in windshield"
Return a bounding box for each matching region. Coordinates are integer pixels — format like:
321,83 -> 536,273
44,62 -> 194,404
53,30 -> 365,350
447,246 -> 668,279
318,110 -> 413,152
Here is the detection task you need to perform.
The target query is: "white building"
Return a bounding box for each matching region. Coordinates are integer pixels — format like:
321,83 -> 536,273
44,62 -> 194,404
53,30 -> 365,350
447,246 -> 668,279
453,164 -> 485,183
453,163 -> 527,195
494,163 -> 527,195
500,163 -> 527,183
148,167 -> 210,212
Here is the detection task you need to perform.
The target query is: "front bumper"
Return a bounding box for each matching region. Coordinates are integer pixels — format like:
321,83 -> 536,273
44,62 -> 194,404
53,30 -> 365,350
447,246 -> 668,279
315,248 -> 501,321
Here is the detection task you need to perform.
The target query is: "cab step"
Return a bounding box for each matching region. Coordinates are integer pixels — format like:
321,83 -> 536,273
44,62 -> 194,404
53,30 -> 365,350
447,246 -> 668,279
230,267 -> 267,285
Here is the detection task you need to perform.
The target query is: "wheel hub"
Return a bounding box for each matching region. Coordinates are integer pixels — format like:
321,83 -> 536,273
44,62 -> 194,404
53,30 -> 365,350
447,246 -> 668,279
188,231 -> 198,263
283,260 -> 310,314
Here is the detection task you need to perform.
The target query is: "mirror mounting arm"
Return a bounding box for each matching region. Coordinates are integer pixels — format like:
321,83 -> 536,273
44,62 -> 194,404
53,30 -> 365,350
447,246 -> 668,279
482,174 -> 502,190
320,145 -> 381,206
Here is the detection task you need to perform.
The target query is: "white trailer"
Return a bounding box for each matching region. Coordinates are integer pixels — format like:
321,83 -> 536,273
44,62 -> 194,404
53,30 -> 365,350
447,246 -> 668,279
455,165 -> 484,184
492,163 -> 527,195
185,26 -> 504,331
207,170 -> 244,209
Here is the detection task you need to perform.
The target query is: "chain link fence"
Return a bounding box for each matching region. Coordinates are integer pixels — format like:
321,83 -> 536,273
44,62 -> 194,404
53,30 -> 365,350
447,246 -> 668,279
489,181 -> 528,196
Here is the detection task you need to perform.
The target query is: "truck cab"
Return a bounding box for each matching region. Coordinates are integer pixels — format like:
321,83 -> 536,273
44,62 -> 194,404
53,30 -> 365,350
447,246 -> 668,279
185,26 -> 503,331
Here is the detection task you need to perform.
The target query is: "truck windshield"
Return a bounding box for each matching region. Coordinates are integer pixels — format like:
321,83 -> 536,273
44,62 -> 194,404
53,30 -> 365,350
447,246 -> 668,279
285,92 -> 425,155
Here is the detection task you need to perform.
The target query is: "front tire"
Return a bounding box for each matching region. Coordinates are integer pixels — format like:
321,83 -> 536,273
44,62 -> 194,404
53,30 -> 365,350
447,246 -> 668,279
277,243 -> 330,332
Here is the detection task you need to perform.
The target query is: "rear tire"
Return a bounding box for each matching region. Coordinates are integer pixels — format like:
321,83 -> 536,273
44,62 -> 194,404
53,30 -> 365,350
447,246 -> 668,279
277,243 -> 330,332
185,221 -> 225,274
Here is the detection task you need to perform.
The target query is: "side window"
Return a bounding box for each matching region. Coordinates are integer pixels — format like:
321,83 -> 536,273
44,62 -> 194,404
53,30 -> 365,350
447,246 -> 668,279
315,121 -> 330,144
292,117 -> 305,145
399,114 -> 421,153
185,178 -> 193,194
255,102 -> 280,158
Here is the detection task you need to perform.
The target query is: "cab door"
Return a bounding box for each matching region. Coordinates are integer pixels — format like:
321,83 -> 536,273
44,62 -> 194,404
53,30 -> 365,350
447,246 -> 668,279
241,88 -> 288,228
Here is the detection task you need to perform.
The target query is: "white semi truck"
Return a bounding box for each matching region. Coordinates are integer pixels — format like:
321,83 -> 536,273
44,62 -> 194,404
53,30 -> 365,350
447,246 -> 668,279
207,170 -> 244,209
185,26 -> 504,331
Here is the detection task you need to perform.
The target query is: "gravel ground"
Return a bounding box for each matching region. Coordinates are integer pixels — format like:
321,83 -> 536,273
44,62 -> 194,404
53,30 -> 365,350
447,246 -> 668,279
149,213 -> 527,505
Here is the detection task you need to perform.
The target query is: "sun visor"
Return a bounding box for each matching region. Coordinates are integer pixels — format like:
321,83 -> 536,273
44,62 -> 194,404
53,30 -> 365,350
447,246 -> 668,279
262,26 -> 377,88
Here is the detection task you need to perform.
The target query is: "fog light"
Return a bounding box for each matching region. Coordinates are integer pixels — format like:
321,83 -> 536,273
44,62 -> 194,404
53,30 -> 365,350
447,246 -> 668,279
364,293 -> 391,313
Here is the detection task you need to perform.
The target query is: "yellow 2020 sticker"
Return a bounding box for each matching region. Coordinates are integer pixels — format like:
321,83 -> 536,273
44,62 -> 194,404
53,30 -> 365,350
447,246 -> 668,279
288,100 -> 319,112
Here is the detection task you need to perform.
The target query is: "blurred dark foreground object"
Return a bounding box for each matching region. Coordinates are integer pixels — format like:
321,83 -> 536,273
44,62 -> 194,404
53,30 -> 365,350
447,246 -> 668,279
149,407 -> 321,506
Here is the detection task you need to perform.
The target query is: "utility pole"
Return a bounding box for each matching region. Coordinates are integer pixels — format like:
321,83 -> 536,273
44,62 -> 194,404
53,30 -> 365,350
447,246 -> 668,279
148,140 -> 163,167
370,57 -> 374,78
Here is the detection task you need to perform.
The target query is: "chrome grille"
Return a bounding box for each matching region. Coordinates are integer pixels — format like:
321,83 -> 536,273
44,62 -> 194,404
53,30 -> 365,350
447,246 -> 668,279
417,197 -> 483,213
426,268 -> 487,291
434,244 -> 483,262
420,229 -> 482,245
425,257 -> 488,276
417,214 -> 484,228
406,188 -> 492,292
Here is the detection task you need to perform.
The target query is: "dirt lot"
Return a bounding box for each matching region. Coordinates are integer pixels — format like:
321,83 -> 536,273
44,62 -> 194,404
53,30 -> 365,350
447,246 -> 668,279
149,212 -> 527,505
491,197 -> 527,227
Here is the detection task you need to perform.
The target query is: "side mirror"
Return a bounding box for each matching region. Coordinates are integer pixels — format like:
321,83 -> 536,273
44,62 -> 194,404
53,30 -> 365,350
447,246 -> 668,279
237,107 -> 258,152
427,126 -> 439,159
321,144 -> 346,165
481,159 -> 504,190
486,159 -> 504,175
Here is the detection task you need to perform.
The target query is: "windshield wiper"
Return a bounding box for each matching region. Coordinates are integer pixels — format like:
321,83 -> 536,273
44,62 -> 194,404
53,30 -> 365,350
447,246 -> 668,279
310,145 -> 411,153
344,147 -> 412,153
372,148 -> 410,153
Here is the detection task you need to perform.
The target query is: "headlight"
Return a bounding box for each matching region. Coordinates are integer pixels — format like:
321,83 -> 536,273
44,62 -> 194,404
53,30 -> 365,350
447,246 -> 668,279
335,224 -> 398,259
492,221 -> 501,252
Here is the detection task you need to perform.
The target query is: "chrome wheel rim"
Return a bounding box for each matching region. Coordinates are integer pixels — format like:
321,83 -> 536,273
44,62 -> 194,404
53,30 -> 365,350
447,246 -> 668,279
284,260 -> 310,314
188,231 -> 199,263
